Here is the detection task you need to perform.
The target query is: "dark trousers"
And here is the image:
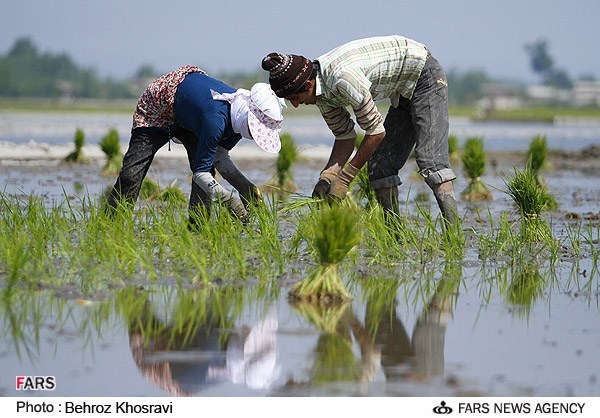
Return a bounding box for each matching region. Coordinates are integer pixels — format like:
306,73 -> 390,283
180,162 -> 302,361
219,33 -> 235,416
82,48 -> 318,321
368,54 -> 456,190
105,126 -> 209,212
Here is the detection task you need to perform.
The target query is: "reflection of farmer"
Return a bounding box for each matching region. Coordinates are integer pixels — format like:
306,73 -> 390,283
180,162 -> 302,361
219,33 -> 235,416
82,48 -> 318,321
261,36 -> 457,224
106,65 -> 285,222
365,278 -> 459,381
123,293 -> 279,395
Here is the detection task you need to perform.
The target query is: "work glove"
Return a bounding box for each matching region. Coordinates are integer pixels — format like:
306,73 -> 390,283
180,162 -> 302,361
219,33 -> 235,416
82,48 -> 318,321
192,171 -> 249,223
327,163 -> 360,201
311,165 -> 341,199
225,195 -> 250,223
238,183 -> 264,209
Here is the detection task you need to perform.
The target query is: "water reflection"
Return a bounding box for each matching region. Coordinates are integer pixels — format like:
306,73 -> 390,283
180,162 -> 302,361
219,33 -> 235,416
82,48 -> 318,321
278,263 -> 462,393
290,302 -> 382,388
116,287 -> 279,395
364,268 -> 461,384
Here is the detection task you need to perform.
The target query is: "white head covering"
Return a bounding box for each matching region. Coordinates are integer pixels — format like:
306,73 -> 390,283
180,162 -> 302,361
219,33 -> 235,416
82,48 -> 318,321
212,83 -> 285,153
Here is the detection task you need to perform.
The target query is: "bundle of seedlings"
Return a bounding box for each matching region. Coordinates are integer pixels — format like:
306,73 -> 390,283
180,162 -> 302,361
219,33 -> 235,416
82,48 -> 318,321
99,127 -> 123,176
263,132 -> 299,197
505,166 -> 553,243
139,178 -> 160,200
288,203 -> 361,304
351,133 -> 377,207
64,128 -> 90,163
156,180 -> 187,204
460,137 -> 493,201
526,135 -> 557,210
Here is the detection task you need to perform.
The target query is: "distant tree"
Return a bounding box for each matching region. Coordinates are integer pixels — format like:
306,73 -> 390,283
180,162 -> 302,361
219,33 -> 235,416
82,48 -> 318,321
578,74 -> 597,82
0,36 -> 137,99
447,69 -> 490,106
524,39 -> 553,79
545,69 -> 573,89
524,39 -> 572,88
135,64 -> 159,79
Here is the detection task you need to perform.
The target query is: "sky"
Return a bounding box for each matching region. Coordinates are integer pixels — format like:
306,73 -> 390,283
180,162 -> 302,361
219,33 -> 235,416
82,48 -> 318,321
1,0 -> 599,83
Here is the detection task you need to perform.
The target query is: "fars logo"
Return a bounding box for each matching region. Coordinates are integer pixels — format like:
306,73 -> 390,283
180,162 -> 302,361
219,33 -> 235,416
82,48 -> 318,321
16,376 -> 56,391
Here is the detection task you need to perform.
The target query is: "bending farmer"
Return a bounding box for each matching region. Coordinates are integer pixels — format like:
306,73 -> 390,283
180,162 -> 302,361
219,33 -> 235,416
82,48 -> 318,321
261,35 -> 457,224
106,65 -> 284,222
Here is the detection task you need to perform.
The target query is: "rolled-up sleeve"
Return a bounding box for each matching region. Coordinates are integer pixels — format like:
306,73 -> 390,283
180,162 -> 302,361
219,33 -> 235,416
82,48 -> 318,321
325,72 -> 385,138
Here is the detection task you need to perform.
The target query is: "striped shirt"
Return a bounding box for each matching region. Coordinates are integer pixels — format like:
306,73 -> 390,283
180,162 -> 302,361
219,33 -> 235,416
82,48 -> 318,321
132,65 -> 206,129
315,35 -> 428,140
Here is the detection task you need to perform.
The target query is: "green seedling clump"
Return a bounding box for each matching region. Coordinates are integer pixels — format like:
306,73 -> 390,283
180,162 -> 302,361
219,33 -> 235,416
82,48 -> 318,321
505,166 -> 553,243
100,128 -> 123,176
527,135 -> 557,210
64,128 -> 90,163
461,137 -> 493,201
448,134 -> 460,165
276,133 -> 299,190
157,183 -> 187,204
139,178 -> 160,200
289,203 -> 361,304
263,132 -> 299,196
351,133 -> 376,207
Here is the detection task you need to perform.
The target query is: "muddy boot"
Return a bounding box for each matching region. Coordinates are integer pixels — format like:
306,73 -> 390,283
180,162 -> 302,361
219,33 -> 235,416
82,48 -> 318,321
431,180 -> 458,226
375,186 -> 399,216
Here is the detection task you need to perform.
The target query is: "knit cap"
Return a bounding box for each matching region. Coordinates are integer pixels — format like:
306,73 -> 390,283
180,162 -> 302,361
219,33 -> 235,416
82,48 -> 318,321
261,52 -> 313,98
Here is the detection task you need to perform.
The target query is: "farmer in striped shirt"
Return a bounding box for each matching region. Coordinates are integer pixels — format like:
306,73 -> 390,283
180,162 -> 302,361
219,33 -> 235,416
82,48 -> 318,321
262,35 -> 458,225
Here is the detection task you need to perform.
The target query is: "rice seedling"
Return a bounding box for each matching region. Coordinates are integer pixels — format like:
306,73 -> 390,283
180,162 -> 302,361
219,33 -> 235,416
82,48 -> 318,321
64,128 -> 90,163
275,132 -> 299,191
139,178 -> 160,200
156,180 -> 187,204
504,166 -> 553,243
461,137 -> 493,201
99,127 -> 123,176
263,132 -> 299,197
527,135 -> 558,210
448,134 -> 460,164
288,202 -> 362,304
247,199 -> 286,274
351,133 -> 377,207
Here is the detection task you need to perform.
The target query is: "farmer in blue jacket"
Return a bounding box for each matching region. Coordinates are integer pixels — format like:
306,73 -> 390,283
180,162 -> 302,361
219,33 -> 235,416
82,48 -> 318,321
106,65 -> 284,222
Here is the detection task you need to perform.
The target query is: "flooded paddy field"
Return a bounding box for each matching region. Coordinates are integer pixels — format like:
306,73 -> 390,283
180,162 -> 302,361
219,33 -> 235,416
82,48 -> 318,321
0,114 -> 599,397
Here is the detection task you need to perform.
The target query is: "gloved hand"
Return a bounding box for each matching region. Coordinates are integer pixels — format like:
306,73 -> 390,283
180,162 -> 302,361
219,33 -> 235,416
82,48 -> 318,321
312,179 -> 331,199
327,163 -> 360,201
311,165 -> 341,199
238,184 -> 263,209
225,196 -> 250,223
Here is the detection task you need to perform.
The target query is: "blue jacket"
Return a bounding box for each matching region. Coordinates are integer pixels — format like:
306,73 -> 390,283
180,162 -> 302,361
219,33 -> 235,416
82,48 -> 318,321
174,72 -> 241,173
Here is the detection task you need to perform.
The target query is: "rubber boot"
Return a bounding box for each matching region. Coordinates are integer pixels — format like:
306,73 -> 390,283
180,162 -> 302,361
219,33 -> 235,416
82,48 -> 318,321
431,180 -> 458,226
374,186 -> 399,217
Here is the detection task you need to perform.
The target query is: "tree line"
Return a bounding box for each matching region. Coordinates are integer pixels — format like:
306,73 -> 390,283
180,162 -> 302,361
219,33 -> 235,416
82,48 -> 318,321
0,37 -> 588,105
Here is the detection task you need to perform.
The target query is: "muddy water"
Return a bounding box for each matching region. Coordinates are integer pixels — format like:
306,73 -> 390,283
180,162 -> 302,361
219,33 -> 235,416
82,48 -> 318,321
1,113 -> 599,397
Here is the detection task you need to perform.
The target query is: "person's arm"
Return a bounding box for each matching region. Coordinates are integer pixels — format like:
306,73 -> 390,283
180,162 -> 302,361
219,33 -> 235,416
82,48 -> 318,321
214,146 -> 262,206
327,89 -> 387,200
191,118 -> 249,221
311,101 -> 358,198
